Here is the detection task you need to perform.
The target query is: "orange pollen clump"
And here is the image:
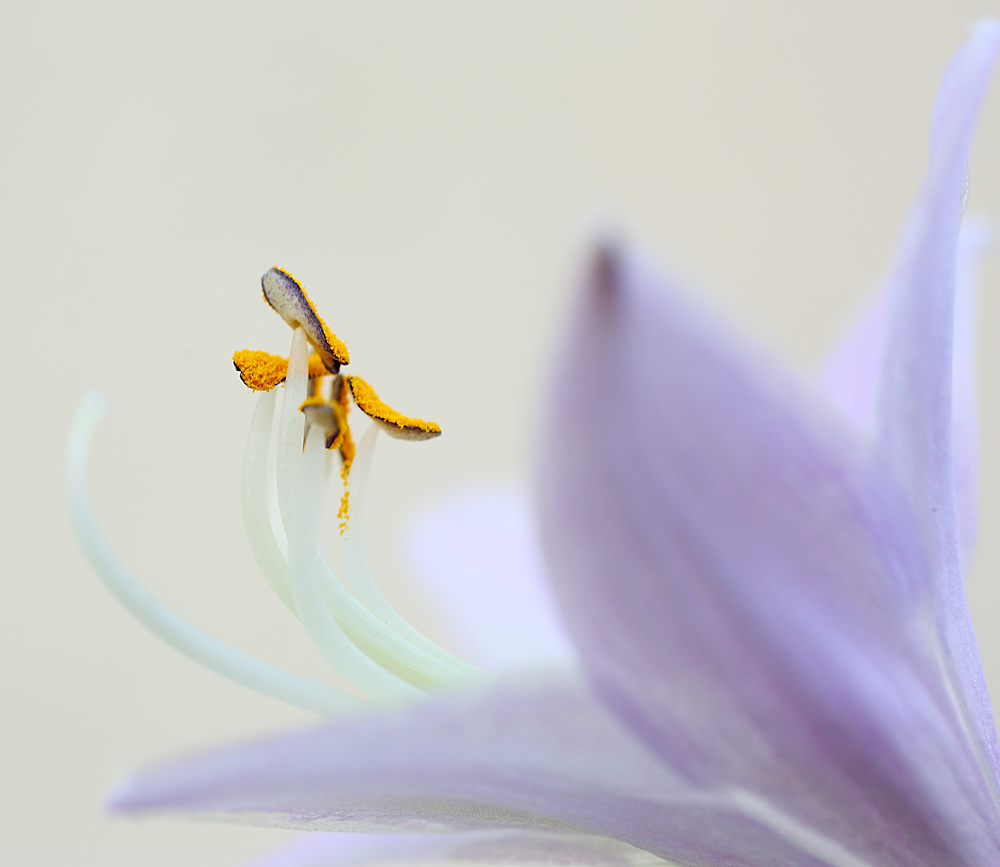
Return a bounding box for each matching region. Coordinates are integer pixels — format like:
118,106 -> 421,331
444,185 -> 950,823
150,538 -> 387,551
233,350 -> 288,392
233,350 -> 330,392
348,376 -> 441,435
317,316 -> 350,368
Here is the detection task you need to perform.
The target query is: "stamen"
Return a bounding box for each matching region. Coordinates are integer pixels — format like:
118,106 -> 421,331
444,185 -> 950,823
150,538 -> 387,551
262,267 -> 350,373
347,376 -> 442,440
65,392 -> 362,718
73,274 -> 480,717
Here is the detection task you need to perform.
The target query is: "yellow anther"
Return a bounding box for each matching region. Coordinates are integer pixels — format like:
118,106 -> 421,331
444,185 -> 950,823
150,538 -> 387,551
233,350 -> 289,392
347,376 -> 442,441
233,350 -> 330,392
298,379 -> 357,469
261,267 -> 350,373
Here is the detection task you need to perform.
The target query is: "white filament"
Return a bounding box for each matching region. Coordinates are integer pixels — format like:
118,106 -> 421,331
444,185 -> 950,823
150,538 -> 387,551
65,391 -> 362,718
286,424 -> 418,702
240,388 -> 295,614
276,327 -> 309,530
343,425 -> 482,673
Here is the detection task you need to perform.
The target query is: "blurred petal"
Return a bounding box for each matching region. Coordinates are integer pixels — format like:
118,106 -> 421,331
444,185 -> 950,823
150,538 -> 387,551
538,227 -> 1000,864
817,283 -> 889,440
406,488 -> 575,671
873,20 -> 1000,807
245,830 -> 669,867
876,23 -> 998,543
952,217 -> 994,575
113,678 -> 901,867
819,217 -> 994,578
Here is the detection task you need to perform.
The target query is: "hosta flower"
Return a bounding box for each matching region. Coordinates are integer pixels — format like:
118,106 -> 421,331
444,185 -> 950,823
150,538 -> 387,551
66,20 -> 1000,867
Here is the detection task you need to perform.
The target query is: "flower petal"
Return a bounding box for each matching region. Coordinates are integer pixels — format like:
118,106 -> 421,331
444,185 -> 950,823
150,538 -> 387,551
244,830 -> 670,867
817,285 -> 890,441
112,678 -> 903,867
405,488 -> 576,671
537,226 -> 1000,864
873,20 -> 1000,808
875,22 -> 998,547
951,217 -> 993,575
818,217 -> 994,577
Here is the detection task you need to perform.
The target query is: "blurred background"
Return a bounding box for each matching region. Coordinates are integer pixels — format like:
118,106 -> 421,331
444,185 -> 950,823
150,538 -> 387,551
3,2 -> 1000,865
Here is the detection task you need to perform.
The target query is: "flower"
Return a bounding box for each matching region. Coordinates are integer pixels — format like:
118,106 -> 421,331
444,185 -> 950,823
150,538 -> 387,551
67,20 -> 1000,867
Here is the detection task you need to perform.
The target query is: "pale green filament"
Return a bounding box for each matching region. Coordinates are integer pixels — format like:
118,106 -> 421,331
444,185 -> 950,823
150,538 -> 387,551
344,425 -> 483,672
65,391 -> 361,718
287,424 -> 418,702
276,326 -> 309,531
241,388 -> 295,612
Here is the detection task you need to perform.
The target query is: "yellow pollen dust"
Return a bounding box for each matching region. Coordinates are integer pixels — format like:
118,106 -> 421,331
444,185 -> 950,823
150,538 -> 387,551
333,379 -> 355,534
233,350 -> 331,391
272,267 -> 350,367
348,376 -> 441,439
337,463 -> 351,535
333,378 -> 356,469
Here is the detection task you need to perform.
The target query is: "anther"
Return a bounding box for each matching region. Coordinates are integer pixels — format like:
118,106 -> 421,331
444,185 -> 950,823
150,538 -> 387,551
347,376 -> 442,441
261,267 -> 351,373
234,349 -> 329,392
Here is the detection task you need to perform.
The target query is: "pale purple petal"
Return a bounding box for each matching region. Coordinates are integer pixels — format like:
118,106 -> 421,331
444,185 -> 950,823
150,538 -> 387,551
817,284 -> 889,440
244,830 -> 669,867
537,227 -> 999,863
876,23 -> 997,541
952,217 -> 994,574
818,216 -> 994,577
113,678 -> 894,867
874,20 -> 1000,804
405,488 -> 575,671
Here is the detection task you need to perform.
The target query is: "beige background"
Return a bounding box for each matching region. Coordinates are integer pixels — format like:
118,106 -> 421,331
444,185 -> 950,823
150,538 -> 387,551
3,2 -> 1000,865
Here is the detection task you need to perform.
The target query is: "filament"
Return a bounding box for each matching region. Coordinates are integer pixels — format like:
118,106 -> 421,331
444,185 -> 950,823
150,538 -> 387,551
276,327 -> 309,530
65,392 -> 362,718
343,424 -> 482,678
240,388 -> 295,614
286,424 -> 418,702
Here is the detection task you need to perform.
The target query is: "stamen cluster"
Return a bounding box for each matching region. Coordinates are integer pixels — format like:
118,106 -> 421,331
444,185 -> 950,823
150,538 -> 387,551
66,268 -> 476,720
